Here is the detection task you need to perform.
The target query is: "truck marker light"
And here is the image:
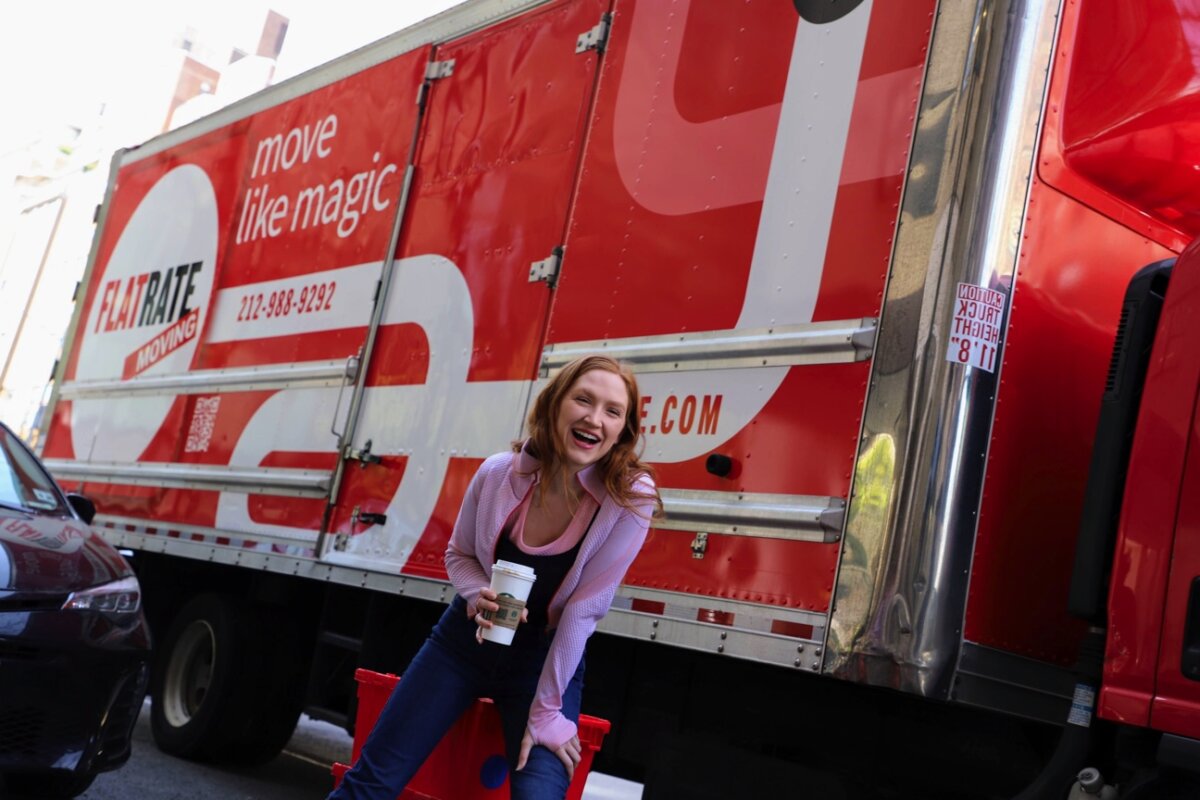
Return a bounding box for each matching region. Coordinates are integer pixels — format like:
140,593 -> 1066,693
705,453 -> 734,477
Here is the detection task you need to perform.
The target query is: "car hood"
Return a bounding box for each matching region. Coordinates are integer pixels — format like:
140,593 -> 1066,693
0,510 -> 131,594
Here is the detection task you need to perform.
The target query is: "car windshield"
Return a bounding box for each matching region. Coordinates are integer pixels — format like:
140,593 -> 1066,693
0,426 -> 67,515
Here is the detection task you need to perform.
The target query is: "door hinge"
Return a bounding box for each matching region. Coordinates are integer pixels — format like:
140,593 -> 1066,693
529,246 -> 564,287
576,14 -> 611,54
425,59 -> 456,80
691,532 -> 708,559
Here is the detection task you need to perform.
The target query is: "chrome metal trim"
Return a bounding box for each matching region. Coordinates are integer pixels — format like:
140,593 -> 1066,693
613,585 -> 829,631
95,515 -> 319,546
103,526 -> 455,597
120,0 -> 554,166
952,642 -> 1075,724
58,359 -> 351,399
659,489 -> 844,543
99,526 -> 823,670
597,612 -> 824,670
826,0 -> 1062,700
542,319 -> 876,376
45,460 -> 330,497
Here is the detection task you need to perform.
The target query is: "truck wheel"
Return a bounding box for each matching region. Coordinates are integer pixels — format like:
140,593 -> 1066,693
222,607 -> 306,766
150,593 -> 301,763
151,594 -> 244,760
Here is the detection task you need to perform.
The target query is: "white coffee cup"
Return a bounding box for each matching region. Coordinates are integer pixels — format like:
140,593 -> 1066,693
480,560 -> 536,645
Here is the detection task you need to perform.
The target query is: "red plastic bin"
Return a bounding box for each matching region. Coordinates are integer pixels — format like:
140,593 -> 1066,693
331,668 -> 611,800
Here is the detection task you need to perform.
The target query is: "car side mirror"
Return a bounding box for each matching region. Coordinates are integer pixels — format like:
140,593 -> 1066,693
67,493 -> 96,525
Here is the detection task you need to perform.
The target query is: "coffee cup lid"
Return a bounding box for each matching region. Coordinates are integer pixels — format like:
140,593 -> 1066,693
494,560 -> 536,580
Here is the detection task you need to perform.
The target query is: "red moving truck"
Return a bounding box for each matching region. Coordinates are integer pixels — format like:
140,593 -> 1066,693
34,0 -> 1200,796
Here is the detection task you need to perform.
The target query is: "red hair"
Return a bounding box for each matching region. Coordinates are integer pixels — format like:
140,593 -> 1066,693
517,356 -> 661,517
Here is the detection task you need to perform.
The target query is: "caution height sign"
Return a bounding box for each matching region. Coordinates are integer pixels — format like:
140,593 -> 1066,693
946,282 -> 1005,372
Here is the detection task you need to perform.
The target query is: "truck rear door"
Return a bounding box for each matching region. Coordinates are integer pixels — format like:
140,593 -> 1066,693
540,0 -> 930,660
42,46 -> 433,551
323,0 -> 611,572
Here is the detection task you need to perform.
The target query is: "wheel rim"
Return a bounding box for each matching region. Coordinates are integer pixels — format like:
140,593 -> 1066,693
161,620 -> 216,728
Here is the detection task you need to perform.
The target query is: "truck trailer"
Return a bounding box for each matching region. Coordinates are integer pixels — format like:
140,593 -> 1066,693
35,0 -> 1200,796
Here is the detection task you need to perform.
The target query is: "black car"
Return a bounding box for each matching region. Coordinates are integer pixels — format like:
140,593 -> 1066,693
0,423 -> 151,798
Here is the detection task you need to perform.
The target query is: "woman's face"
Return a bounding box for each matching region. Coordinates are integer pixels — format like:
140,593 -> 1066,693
555,368 -> 630,474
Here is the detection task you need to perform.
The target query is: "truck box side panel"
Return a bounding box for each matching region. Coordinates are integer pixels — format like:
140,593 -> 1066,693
42,47 -> 433,543
628,362 -> 868,612
324,0 -> 610,571
549,0 -> 930,340
545,0 -> 933,615
53,129 -> 246,461
44,0 -> 937,673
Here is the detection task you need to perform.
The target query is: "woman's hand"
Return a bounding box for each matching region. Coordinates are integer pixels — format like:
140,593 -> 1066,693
517,726 -> 581,780
472,586 -> 500,624
472,587 -> 527,643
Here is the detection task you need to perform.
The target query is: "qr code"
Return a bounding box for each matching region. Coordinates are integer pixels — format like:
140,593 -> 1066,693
185,396 -> 220,453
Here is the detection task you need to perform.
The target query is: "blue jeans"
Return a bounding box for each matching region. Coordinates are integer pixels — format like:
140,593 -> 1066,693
329,596 -> 584,800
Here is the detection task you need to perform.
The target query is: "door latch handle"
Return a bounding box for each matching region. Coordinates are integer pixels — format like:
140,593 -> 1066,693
352,507 -> 388,527
330,352 -> 361,438
349,438 -> 382,468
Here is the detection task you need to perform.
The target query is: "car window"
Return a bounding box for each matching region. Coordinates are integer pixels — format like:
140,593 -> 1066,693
0,426 -> 67,514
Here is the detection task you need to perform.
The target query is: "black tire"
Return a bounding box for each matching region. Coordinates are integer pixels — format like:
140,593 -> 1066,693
150,594 -> 303,764
4,770 -> 95,798
222,606 -> 306,766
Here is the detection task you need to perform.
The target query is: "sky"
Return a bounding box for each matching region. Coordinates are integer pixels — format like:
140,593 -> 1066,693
0,0 -> 462,151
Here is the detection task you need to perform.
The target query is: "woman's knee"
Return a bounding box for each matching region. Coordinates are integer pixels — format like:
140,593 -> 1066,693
508,745 -> 572,800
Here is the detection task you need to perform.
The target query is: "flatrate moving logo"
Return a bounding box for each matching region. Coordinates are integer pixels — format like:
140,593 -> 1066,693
92,261 -> 205,379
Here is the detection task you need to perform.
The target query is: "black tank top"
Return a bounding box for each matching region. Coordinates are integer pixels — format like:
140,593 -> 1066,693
494,506 -> 598,648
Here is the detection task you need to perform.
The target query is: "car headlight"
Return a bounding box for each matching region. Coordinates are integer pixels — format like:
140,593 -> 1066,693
62,575 -> 142,618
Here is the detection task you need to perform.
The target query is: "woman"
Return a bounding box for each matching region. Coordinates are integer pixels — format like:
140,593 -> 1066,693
331,355 -> 660,800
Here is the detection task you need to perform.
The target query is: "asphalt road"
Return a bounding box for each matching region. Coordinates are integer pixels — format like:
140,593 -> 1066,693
66,702 -> 641,800
80,701 -> 351,800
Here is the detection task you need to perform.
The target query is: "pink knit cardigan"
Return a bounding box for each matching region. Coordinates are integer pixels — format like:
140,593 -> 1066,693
444,447 -> 655,751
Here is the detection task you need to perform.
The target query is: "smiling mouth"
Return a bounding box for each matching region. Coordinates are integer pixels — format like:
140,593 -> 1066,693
572,429 -> 601,446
